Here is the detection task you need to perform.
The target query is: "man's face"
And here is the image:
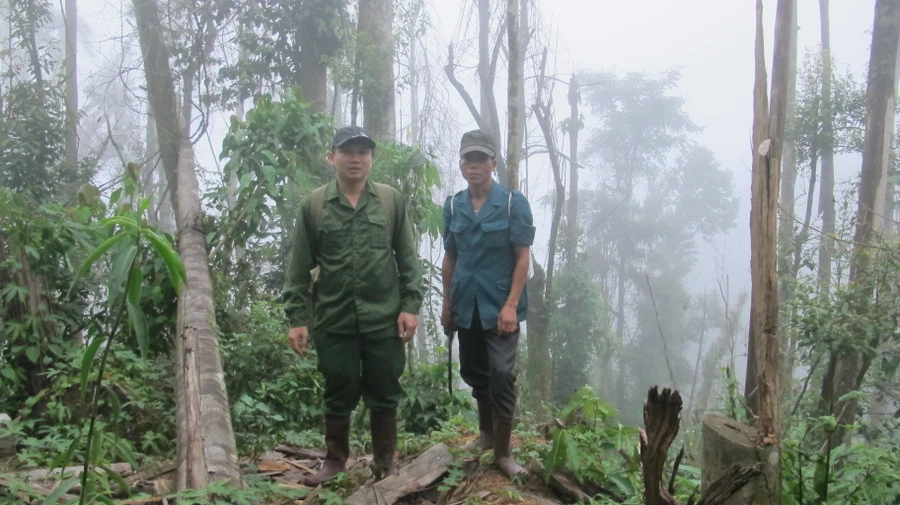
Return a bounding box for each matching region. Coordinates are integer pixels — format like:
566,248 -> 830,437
328,142 -> 374,182
459,151 -> 496,185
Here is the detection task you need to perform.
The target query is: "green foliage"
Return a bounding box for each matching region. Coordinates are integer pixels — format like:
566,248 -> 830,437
218,0 -> 350,106
542,387 -> 640,502
219,299 -> 325,453
549,261 -> 612,407
783,416 -> 900,504
399,361 -> 472,434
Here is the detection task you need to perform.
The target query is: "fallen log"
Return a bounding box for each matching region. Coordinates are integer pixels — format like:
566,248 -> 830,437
275,445 -> 326,460
345,443 -> 452,505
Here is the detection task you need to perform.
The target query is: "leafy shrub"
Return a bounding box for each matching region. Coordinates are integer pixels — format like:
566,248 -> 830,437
399,361 -> 472,434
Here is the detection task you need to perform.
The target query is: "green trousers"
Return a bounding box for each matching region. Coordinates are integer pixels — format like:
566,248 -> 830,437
314,326 -> 406,416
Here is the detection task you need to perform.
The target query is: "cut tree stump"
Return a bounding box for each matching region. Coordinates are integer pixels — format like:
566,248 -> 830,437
701,414 -> 777,505
345,443 -> 452,505
0,414 -> 14,458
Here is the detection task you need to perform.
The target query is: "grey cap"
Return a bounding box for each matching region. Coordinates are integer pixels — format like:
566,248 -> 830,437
459,129 -> 496,158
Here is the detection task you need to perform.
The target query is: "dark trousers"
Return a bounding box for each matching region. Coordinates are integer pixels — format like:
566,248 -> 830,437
314,327 -> 406,417
457,307 -> 519,419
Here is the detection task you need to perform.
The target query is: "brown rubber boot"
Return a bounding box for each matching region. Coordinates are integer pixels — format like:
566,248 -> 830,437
462,401 -> 494,451
370,410 -> 399,479
493,417 -> 527,478
302,415 -> 350,486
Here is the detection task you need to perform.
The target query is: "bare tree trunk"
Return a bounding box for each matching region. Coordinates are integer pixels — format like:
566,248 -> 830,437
477,0 -> 505,182
132,0 -> 242,490
408,6 -> 420,145
298,41 -> 327,114
828,0 -> 900,447
566,75 -> 580,263
359,0 -> 396,141
817,0 -> 836,293
686,292 -> 708,423
747,1 -> 792,501
506,0 -> 521,191
778,0 -> 799,418
64,0 -> 78,166
143,113 -> 159,227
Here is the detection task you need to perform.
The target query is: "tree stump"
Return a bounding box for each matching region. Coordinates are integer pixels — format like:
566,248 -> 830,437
701,414 -> 778,505
640,387 -> 683,505
0,414 -> 14,458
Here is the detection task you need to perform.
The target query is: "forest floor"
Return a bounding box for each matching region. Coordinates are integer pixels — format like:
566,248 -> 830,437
0,429 -> 569,505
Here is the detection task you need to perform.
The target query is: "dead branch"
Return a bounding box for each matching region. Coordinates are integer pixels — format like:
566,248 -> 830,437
445,45 -> 486,130
645,275 -> 680,391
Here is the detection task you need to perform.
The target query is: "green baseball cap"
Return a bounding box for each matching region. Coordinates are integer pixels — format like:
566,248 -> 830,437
459,129 -> 496,158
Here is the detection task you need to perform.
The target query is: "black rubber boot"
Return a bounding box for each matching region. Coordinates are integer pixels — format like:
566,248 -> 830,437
493,417 -> 527,477
302,415 -> 350,486
462,401 -> 494,451
370,410 -> 399,479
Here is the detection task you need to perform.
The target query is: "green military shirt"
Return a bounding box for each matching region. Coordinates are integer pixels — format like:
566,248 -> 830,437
283,180 -> 424,335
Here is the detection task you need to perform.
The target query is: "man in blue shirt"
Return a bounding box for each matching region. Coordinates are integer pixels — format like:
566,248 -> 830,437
441,130 -> 536,477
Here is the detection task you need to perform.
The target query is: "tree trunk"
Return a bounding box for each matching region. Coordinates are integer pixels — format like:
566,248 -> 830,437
777,0 -> 799,420
817,0 -> 836,293
408,6 -> 420,145
566,75 -> 580,263
477,0 -> 506,182
64,0 -> 78,167
143,113 -> 159,227
132,0 -> 242,490
747,1 -> 792,502
827,0 -> 900,447
506,0 -> 522,191
298,41 -> 327,114
359,0 -> 396,141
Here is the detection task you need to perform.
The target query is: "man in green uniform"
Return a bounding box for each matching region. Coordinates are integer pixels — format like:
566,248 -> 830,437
441,130 -> 535,477
284,125 -> 424,485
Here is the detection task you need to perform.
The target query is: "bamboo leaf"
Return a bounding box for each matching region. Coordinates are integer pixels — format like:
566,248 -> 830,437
40,476 -> 80,505
126,266 -> 143,306
68,233 -> 129,298
108,244 -> 138,307
80,337 -> 105,393
143,230 -> 186,292
127,301 -> 150,360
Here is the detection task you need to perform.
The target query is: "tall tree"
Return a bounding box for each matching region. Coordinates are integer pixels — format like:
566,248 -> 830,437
777,0 -> 799,410
445,0 -> 508,182
824,0 -> 900,447
358,0 -> 396,141
132,0 -> 242,489
566,75 -> 580,263
817,0 -> 837,292
745,1 -> 793,499
506,0 -> 522,191
64,0 -> 78,167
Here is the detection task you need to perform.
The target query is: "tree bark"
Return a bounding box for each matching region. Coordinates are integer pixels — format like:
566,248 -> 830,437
132,0 -> 242,490
747,1 -> 791,501
777,0 -> 799,421
143,113 -> 159,227
827,0 -> 900,447
298,39 -> 328,114
359,0 -> 396,141
566,75 -> 580,263
506,0 -> 522,191
64,0 -> 78,167
817,0 -> 836,293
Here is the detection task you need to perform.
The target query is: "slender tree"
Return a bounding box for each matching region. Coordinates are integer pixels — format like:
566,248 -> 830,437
817,0 -> 836,292
824,0 -> 900,447
132,0 -> 242,489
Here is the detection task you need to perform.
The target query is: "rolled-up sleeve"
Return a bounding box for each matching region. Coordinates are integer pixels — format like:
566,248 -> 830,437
442,196 -> 457,251
508,191 -> 535,246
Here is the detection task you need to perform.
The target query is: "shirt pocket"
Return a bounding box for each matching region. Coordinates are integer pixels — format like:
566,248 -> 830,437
319,216 -> 347,255
366,212 -> 390,249
449,219 -> 468,251
481,219 -> 509,248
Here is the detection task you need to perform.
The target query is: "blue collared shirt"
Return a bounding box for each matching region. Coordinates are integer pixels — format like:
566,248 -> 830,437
443,182 -> 536,330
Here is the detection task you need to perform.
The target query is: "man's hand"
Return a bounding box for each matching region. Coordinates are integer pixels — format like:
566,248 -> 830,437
398,312 -> 418,343
288,326 -> 309,355
496,305 -> 518,335
441,304 -> 455,336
